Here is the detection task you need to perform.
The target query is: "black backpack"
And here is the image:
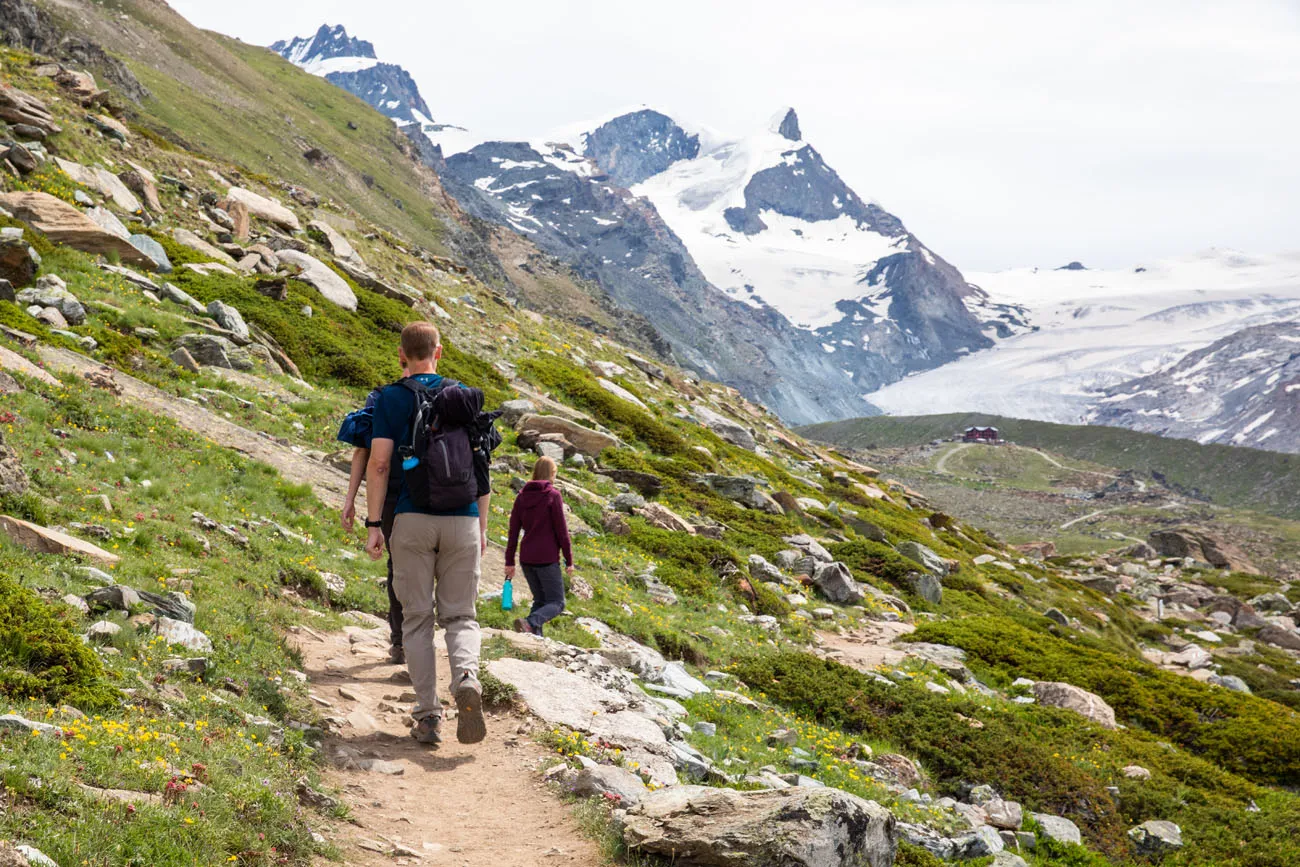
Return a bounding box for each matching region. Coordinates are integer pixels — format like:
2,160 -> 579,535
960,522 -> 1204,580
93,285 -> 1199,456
397,378 -> 482,512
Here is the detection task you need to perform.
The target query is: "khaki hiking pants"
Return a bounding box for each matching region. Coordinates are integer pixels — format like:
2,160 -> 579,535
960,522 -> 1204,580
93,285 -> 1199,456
390,513 -> 482,721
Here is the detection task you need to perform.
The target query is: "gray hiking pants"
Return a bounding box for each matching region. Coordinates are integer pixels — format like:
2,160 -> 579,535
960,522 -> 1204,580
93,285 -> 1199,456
390,513 -> 482,721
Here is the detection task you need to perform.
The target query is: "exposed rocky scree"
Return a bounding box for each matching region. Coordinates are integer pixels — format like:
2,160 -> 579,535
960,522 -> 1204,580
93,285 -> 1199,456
1091,320 -> 1300,455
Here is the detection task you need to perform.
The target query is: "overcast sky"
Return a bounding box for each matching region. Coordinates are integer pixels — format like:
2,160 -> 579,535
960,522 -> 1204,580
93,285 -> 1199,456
170,0 -> 1299,271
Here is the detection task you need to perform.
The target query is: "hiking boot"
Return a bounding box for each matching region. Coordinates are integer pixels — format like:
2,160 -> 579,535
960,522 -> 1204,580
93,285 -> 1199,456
411,716 -> 442,745
388,644 -> 405,665
512,618 -> 534,635
454,674 -> 486,745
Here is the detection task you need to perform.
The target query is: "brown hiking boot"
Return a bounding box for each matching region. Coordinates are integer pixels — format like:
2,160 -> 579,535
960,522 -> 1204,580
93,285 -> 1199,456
512,618 -> 534,635
411,716 -> 442,745
388,644 -> 405,665
454,674 -> 486,745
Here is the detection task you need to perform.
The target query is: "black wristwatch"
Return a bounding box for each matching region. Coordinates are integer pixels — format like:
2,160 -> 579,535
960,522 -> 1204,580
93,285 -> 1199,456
364,519 -> 383,529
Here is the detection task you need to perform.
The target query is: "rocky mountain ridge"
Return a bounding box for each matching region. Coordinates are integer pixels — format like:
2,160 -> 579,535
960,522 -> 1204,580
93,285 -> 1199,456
270,25 -> 1027,423
1090,320 -> 1300,453
271,24 -> 433,126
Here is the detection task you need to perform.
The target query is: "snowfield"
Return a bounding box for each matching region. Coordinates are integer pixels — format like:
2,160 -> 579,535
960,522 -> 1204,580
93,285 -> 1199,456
866,250 -> 1300,421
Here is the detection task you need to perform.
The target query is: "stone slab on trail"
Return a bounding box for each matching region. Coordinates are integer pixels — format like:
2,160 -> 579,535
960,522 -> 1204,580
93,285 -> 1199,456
623,785 -> 896,867
488,656 -> 677,784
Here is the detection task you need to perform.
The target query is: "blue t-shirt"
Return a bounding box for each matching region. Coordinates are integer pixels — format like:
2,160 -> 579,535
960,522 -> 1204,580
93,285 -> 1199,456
371,373 -> 479,518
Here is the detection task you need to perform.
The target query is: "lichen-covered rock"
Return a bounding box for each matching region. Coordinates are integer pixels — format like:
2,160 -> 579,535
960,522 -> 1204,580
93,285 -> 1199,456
1128,820 -> 1182,855
623,785 -> 896,867
1031,681 -> 1117,729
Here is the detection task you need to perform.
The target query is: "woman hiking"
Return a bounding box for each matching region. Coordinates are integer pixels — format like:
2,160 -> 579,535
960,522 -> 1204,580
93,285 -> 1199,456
505,456 -> 573,637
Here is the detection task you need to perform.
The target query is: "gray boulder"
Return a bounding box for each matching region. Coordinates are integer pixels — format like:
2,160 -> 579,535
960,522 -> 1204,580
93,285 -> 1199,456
623,785 -> 895,867
610,492 -> 646,514
784,533 -> 833,563
174,334 -> 252,370
161,282 -> 207,315
206,300 -> 249,341
812,561 -> 864,605
906,571 -> 943,605
128,234 -> 173,273
897,541 -> 949,577
1128,820 -> 1182,855
499,398 -> 536,426
571,764 -> 649,806
1030,813 -> 1082,845
1032,681 -> 1117,729
17,277 -> 84,325
0,234 -> 38,287
693,406 -> 756,451
701,474 -> 756,502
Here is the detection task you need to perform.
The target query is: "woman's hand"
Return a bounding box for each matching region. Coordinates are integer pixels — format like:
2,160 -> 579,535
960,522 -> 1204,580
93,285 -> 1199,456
341,497 -> 356,531
566,565 -> 575,577
505,565 -> 515,579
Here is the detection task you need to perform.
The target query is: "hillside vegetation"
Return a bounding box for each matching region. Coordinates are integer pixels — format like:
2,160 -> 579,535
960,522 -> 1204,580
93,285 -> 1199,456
801,413 -> 1300,520
0,6 -> 1298,867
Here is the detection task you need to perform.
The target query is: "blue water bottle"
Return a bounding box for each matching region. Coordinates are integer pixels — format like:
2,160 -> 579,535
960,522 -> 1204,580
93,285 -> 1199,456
502,578 -> 514,611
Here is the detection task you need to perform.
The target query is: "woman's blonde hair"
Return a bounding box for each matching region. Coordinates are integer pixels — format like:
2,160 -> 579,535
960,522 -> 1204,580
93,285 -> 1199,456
533,455 -> 558,481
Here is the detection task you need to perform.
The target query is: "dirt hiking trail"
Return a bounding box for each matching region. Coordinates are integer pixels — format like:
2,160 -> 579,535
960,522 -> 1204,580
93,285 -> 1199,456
293,624 -> 601,866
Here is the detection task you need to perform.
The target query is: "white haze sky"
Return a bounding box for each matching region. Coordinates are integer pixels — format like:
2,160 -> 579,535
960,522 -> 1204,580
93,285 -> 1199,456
170,0 -> 1300,271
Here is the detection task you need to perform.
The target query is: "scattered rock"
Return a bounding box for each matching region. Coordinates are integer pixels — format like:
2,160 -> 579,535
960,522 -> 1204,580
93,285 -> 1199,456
570,765 -> 649,806
0,192 -> 154,267
1257,624 -> 1300,651
623,785 -> 896,867
206,300 -> 249,341
636,502 -> 695,535
171,228 -> 237,266
610,492 -> 646,513
1128,820 -> 1182,855
127,234 -> 172,272
174,334 -> 253,371
17,277 -> 85,325
86,620 -> 121,642
517,414 -> 619,456
0,514 -> 119,565
692,406 -> 756,451
275,249 -> 357,310
154,617 -> 213,652
0,235 -> 38,287
1122,765 -> 1152,780
1031,681 -> 1117,729
1030,813 -> 1082,845
498,398 -> 536,426
906,571 -> 943,605
811,561 -> 864,605
897,541 -> 949,578
1148,527 -> 1257,574
224,187 -> 301,231
169,347 -> 201,373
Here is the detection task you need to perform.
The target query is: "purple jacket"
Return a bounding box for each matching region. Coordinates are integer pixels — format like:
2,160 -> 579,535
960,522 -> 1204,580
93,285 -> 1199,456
506,480 -> 573,568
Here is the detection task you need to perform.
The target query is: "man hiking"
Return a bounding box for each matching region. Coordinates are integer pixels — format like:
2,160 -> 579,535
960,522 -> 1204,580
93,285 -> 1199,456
364,322 -> 490,745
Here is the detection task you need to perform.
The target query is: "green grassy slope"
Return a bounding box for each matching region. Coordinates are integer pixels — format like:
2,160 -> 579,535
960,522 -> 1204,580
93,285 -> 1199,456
3,13 -> 1300,867
801,413 -> 1300,519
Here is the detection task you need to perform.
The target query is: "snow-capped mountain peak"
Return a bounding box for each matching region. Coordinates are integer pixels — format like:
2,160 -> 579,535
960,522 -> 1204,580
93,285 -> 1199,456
270,24 -> 378,76
271,25 -> 432,126
770,106 -> 801,141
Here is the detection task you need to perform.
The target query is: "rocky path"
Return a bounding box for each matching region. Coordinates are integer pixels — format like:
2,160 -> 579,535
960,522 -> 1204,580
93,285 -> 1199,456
293,623 -> 601,866
817,620 -> 915,671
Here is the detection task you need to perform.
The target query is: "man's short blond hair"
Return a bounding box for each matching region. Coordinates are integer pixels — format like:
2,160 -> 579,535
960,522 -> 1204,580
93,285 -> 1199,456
400,322 -> 441,361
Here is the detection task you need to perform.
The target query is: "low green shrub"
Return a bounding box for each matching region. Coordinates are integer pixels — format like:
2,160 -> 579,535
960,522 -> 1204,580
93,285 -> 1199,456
732,651 -> 1129,853
0,575 -> 120,710
519,356 -> 687,455
908,617 -> 1300,788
